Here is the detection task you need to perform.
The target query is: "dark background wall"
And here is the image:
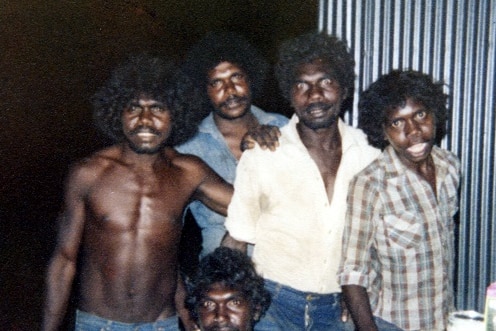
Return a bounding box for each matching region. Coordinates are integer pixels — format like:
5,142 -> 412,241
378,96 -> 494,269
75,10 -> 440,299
0,1 -> 318,329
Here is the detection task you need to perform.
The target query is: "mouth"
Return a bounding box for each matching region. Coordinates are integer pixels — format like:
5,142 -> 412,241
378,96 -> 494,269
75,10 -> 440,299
222,96 -> 247,109
305,102 -> 332,117
406,142 -> 429,157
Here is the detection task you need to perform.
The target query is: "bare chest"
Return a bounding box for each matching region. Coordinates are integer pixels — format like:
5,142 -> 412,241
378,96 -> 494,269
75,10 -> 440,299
308,149 -> 342,204
86,168 -> 195,231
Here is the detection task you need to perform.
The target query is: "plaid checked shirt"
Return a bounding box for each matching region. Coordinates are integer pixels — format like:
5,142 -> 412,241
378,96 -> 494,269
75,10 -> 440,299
338,145 -> 461,331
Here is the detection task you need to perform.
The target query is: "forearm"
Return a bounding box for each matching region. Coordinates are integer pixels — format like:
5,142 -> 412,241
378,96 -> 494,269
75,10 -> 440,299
42,255 -> 77,331
341,284 -> 378,331
221,232 -> 247,254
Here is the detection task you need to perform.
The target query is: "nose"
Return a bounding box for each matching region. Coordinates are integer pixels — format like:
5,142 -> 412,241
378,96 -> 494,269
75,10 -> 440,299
405,119 -> 421,137
308,84 -> 324,102
214,305 -> 228,323
138,108 -> 153,125
224,80 -> 237,95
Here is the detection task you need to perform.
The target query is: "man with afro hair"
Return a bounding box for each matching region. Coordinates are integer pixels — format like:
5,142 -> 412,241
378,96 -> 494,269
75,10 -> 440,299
42,54 -> 233,331
223,32 -> 380,330
185,247 -> 271,331
338,70 -> 461,330
176,31 -> 288,259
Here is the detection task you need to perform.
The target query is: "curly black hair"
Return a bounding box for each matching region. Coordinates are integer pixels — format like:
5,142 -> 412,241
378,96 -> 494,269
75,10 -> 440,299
358,70 -> 448,150
181,31 -> 269,118
92,53 -> 203,146
185,247 -> 271,324
275,32 -> 355,107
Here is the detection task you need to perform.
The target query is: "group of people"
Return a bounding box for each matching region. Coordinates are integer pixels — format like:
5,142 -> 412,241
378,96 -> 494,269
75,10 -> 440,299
42,30 -> 461,331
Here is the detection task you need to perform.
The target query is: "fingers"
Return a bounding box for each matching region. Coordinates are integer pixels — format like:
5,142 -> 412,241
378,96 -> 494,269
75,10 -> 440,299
241,125 -> 281,151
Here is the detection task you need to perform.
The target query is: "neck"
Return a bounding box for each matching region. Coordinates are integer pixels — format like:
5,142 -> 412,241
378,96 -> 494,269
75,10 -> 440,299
213,110 -> 259,134
120,143 -> 169,171
297,121 -> 341,151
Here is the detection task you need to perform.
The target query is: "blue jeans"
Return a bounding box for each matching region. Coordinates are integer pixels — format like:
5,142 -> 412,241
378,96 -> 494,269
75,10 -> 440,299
374,316 -> 404,331
75,310 -> 180,331
255,280 -> 355,331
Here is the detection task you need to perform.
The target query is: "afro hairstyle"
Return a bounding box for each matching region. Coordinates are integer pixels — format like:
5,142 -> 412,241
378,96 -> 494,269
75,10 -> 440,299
358,69 -> 448,150
181,31 -> 269,118
275,32 -> 355,108
92,53 -> 203,146
185,247 -> 271,324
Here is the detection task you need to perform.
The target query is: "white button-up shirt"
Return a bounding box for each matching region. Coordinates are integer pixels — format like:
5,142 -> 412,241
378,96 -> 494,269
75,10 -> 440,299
226,115 -> 380,293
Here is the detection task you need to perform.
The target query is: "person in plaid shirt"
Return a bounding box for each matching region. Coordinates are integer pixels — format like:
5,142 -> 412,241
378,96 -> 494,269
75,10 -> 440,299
338,70 -> 461,331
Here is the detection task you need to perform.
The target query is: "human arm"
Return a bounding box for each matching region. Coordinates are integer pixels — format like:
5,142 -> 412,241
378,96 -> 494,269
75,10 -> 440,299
194,163 -> 233,217
338,174 -> 380,331
240,124 -> 281,151
42,165 -> 88,331
342,285 -> 378,331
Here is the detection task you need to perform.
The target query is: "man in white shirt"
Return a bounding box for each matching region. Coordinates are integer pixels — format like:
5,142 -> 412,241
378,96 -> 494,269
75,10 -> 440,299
222,32 -> 380,330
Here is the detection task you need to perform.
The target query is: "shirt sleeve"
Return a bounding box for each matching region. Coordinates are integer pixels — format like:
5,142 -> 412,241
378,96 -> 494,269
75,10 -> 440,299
224,147 -> 263,244
338,172 -> 379,287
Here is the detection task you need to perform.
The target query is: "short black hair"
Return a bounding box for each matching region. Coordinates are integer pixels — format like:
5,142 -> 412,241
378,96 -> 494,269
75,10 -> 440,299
92,53 -> 203,146
182,31 -> 268,118
185,247 -> 271,323
359,70 -> 448,150
275,32 -> 355,108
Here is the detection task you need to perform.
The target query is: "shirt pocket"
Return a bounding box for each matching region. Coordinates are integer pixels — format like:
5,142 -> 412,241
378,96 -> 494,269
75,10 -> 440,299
381,211 -> 423,251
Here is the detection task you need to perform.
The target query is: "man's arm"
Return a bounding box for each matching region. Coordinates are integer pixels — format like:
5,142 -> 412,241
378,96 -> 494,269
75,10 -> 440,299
42,165 -> 88,331
192,160 -> 233,216
341,285 -> 378,331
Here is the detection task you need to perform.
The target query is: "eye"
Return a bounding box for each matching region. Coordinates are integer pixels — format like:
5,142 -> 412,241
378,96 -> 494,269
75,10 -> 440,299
391,119 -> 403,128
231,73 -> 245,82
295,82 -> 308,90
201,300 -> 215,310
209,80 -> 223,88
127,105 -> 142,114
321,78 -> 333,86
151,105 -> 167,114
416,110 -> 427,119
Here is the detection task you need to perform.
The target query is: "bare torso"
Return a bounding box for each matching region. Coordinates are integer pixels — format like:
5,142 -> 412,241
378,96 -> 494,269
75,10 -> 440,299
75,146 -> 224,322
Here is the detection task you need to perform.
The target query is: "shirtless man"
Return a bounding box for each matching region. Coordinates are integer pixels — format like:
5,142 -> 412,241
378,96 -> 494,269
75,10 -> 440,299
42,54 -> 232,331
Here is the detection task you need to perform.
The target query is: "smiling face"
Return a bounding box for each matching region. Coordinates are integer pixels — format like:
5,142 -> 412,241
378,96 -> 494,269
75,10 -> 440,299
207,61 -> 252,120
290,59 -> 346,130
197,282 -> 256,331
384,98 -> 437,168
122,95 -> 172,154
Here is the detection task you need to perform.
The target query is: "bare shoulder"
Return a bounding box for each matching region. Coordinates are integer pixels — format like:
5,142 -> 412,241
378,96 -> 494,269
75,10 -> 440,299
168,148 -> 211,173
66,146 -> 121,192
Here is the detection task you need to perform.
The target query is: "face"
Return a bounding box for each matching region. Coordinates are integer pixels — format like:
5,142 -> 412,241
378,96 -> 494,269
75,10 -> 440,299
207,62 -> 252,120
291,59 -> 346,130
197,283 -> 256,331
122,95 -> 172,154
383,98 -> 436,168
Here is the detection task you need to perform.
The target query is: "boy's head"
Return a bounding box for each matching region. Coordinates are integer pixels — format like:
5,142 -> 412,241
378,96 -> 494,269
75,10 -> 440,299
359,70 -> 448,152
185,247 -> 271,331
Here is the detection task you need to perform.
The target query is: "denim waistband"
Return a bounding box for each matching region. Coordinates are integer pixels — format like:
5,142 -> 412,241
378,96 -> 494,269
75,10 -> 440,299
264,279 -> 342,303
75,309 -> 178,330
